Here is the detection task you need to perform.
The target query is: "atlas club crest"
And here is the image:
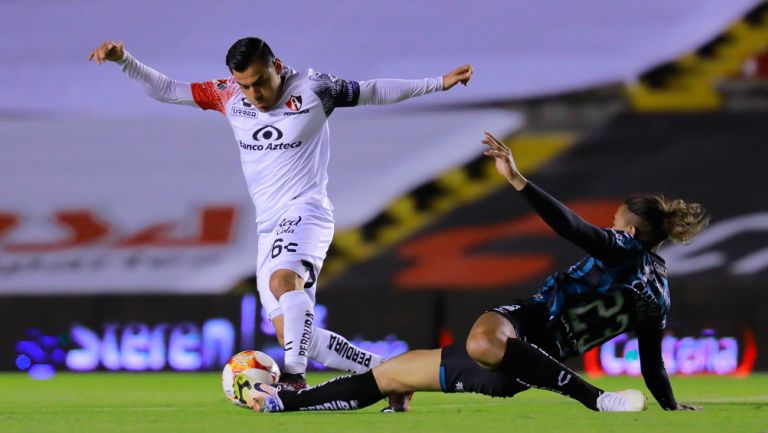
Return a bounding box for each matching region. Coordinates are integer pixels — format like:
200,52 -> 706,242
285,95 -> 303,112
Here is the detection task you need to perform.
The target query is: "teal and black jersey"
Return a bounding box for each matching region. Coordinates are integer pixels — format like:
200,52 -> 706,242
533,238 -> 669,358
519,183 -> 670,359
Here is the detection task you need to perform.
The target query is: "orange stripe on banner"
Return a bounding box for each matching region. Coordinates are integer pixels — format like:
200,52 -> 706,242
733,327 -> 758,377
583,347 -> 604,378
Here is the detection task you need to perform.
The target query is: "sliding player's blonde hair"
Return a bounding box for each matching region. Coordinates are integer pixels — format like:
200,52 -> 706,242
624,194 -> 710,247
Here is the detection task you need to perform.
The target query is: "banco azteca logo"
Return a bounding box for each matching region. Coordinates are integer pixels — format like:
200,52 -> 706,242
252,125 -> 284,141
285,95 -> 303,112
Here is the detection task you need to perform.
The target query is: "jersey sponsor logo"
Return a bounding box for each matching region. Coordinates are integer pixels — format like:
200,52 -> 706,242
285,95 -> 303,112
242,126 -> 303,152
276,216 -> 301,235
238,140 -> 302,152
252,126 -> 283,141
283,108 -> 310,117
215,79 -> 228,90
230,106 -> 258,118
231,98 -> 259,118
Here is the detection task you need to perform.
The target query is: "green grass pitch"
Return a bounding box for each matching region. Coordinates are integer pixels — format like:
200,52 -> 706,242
1,372 -> 766,433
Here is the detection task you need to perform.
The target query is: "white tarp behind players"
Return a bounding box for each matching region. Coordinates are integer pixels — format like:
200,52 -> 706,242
0,0 -> 759,114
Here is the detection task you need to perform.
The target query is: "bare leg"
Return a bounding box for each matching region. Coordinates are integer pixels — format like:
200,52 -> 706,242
372,349 -> 442,394
264,349 -> 442,412
271,314 -> 285,346
466,312 -> 517,368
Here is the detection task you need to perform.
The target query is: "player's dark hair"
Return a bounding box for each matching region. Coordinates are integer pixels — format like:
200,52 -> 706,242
624,194 -> 710,247
226,37 -> 275,72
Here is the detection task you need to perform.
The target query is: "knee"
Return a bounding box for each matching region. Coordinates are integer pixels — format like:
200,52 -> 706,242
372,369 -> 407,395
466,332 -> 505,368
269,269 -> 300,299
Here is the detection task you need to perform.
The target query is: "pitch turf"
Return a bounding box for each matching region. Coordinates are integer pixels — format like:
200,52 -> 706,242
1,372 -> 766,433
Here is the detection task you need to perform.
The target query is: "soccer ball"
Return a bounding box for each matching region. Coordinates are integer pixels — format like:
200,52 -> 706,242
222,350 -> 281,407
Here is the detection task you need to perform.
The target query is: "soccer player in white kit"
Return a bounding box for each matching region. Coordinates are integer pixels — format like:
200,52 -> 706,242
89,38 -> 472,402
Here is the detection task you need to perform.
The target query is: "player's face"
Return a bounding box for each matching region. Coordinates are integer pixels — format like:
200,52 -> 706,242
233,58 -> 283,112
611,205 -> 636,234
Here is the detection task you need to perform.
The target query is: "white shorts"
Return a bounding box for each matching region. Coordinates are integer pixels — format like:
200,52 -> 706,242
256,201 -> 334,320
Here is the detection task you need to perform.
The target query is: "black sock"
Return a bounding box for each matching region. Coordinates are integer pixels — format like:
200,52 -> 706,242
500,338 -> 602,410
277,370 -> 383,412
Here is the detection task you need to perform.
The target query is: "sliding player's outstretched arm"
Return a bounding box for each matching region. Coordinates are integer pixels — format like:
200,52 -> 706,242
637,326 -> 701,411
88,40 -> 197,106
482,132 -> 631,260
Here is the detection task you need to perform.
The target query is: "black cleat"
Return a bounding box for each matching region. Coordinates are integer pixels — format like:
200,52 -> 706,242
275,372 -> 307,391
380,392 -> 413,413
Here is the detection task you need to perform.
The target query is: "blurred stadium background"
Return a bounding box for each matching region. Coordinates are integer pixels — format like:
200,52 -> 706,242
2,0 -> 767,386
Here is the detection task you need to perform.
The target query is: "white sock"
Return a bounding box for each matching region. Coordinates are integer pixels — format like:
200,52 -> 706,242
279,290 -> 314,375
307,327 -> 384,374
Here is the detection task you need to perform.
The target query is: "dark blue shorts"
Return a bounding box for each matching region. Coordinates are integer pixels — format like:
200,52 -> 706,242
439,344 -> 528,397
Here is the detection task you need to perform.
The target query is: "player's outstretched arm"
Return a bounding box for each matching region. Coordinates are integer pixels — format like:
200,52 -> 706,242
637,327 -> 702,411
354,64 -> 473,106
88,40 -> 197,106
483,132 -> 626,259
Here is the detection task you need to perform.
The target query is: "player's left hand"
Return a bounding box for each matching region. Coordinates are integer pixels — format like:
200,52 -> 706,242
442,64 -> 473,90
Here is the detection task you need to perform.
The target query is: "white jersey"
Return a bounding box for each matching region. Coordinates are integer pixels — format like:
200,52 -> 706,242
118,51 -> 443,229
191,68 -> 355,227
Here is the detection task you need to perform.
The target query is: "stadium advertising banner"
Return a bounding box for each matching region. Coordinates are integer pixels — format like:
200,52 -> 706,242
1,290 -> 756,376
0,292 -> 424,376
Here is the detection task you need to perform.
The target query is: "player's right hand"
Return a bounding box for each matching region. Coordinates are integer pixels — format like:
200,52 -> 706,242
482,131 -> 528,191
88,41 -> 125,64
